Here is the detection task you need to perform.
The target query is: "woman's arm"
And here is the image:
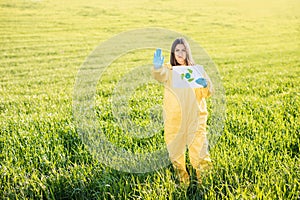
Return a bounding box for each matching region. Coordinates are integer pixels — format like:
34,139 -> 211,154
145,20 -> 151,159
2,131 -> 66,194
152,65 -> 169,83
202,69 -> 214,98
152,48 -> 169,83
195,66 -> 214,98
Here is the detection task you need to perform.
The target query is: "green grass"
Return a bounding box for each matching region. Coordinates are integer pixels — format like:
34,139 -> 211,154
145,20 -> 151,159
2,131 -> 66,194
1,0 -> 299,199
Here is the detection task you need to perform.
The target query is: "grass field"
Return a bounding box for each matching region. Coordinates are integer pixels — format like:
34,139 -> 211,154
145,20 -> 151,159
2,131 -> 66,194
1,0 -> 299,199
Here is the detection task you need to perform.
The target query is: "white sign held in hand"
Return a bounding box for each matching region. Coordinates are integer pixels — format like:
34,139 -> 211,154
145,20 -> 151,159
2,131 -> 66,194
172,65 -> 205,88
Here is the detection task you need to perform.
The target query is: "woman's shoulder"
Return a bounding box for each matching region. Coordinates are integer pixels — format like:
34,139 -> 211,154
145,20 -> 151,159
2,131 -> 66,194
194,64 -> 206,71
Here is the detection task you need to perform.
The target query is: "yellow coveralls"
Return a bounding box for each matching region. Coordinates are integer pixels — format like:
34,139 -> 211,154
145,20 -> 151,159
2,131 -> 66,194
152,64 -> 212,184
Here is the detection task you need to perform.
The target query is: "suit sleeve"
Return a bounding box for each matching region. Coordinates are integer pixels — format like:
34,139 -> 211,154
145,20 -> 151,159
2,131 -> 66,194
195,67 -> 214,99
152,65 -> 169,83
202,70 -> 214,98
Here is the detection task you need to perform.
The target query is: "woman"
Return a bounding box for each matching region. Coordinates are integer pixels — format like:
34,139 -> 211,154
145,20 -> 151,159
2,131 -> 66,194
152,37 -> 213,186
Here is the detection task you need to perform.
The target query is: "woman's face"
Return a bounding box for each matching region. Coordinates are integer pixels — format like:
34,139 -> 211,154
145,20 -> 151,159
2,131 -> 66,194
174,44 -> 187,66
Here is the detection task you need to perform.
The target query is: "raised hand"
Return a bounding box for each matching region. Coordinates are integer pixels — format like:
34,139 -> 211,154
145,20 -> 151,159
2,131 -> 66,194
195,78 -> 208,88
153,48 -> 164,69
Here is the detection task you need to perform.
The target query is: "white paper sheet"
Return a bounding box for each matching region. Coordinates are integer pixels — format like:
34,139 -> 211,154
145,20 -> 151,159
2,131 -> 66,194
172,65 -> 205,88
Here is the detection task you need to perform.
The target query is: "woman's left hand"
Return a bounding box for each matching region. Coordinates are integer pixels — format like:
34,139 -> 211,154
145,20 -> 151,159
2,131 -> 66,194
195,78 -> 207,88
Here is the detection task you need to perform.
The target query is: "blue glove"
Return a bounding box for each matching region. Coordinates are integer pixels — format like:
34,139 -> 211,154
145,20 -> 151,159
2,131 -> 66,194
153,48 -> 164,69
195,78 -> 208,88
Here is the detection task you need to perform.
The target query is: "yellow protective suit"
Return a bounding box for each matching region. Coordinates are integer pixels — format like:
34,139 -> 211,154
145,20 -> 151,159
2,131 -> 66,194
152,64 -> 213,184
